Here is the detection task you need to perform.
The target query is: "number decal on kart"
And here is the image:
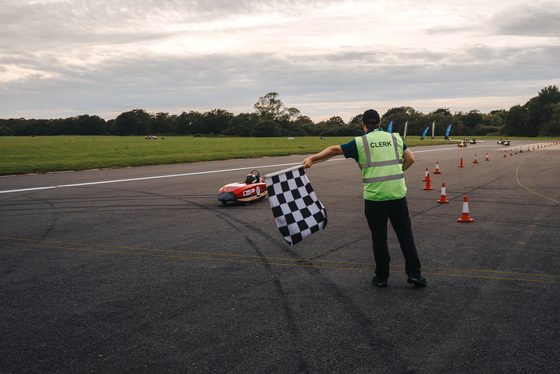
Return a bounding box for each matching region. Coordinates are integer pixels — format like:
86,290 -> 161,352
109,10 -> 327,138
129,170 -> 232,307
243,188 -> 255,197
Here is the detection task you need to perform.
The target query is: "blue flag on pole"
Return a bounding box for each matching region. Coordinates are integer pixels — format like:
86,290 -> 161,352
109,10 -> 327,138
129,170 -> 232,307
387,118 -> 394,133
445,123 -> 453,140
421,126 -> 430,140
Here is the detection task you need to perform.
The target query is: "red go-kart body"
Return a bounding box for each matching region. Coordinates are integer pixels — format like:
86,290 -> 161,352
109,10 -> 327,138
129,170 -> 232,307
218,170 -> 268,205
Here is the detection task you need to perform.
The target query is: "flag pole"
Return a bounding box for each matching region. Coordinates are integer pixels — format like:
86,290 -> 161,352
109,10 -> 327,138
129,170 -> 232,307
264,164 -> 303,179
264,159 -> 326,180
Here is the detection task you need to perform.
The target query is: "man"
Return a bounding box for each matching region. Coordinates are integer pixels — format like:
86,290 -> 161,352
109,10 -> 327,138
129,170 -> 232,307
302,109 -> 426,288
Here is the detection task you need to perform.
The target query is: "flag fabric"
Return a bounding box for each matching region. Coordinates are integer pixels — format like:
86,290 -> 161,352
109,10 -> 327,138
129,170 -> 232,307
431,121 -> 435,139
421,126 -> 430,140
387,118 -> 394,133
265,166 -> 327,246
445,123 -> 453,140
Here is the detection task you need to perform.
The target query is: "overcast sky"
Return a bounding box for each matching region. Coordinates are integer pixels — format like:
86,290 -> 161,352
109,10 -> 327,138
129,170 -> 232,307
1,0 -> 560,122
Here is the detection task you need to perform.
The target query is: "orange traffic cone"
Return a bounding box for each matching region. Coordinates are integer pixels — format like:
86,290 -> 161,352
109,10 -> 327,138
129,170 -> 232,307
437,183 -> 449,203
533,145 -> 535,150
527,147 -> 530,152
459,158 -> 464,167
457,196 -> 474,222
515,148 -> 518,154
510,150 -> 513,156
503,150 -> 507,158
485,153 -> 490,161
434,162 -> 441,174
473,154 -> 478,164
423,168 -> 428,181
424,173 -> 433,190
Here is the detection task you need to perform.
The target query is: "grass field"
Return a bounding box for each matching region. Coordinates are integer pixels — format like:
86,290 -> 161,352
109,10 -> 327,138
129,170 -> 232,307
0,135 -> 549,175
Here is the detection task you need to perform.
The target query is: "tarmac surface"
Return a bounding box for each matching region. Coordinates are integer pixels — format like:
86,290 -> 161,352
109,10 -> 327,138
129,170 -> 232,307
1,140 -> 559,373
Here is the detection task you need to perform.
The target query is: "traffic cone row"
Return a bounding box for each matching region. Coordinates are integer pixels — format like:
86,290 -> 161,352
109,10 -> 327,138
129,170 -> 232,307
422,141 -> 560,222
454,139 -> 560,168
421,164 -> 468,219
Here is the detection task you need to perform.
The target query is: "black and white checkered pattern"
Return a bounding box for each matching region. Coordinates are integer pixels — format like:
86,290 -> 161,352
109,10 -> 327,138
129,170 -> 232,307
266,167 -> 327,246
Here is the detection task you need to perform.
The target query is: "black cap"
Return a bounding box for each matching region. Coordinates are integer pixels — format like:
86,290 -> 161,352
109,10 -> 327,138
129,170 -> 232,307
362,109 -> 380,125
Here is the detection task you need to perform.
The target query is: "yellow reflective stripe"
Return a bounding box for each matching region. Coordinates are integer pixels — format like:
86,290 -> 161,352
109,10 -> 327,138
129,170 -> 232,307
390,133 -> 401,160
359,159 -> 403,169
361,135 -> 371,165
362,173 -> 404,183
359,133 -> 403,169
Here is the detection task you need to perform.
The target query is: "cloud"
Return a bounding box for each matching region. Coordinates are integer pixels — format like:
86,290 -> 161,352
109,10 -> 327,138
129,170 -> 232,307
1,0 -> 560,121
492,4 -> 560,37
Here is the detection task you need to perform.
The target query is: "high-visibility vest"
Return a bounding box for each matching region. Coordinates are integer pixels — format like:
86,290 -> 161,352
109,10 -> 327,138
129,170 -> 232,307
355,130 -> 406,201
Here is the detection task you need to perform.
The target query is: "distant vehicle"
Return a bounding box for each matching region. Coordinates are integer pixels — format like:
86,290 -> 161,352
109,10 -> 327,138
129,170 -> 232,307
458,141 -> 468,147
145,135 -> 157,139
218,170 -> 268,206
470,139 -> 477,144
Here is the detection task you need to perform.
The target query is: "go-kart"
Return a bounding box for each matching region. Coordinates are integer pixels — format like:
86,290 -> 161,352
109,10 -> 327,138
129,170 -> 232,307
458,141 -> 468,147
218,170 -> 268,205
470,139 -> 476,144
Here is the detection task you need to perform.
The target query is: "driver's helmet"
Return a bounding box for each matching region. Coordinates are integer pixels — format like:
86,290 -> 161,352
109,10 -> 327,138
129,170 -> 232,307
245,174 -> 257,184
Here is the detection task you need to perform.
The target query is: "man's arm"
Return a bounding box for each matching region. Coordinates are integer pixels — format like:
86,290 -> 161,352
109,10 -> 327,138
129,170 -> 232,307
302,145 -> 344,168
402,148 -> 415,171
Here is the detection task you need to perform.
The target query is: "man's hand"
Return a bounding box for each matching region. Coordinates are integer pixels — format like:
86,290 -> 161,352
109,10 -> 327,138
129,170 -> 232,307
302,157 -> 314,168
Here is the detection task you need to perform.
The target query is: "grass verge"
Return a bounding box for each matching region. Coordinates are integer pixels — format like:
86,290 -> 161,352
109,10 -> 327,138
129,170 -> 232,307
1,135 -> 550,175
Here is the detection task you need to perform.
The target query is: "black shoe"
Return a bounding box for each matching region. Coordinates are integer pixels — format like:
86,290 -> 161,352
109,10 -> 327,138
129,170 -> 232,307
407,275 -> 427,287
371,277 -> 388,288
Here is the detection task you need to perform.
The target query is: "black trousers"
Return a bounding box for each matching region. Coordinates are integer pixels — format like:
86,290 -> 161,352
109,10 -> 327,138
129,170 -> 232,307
364,197 -> 421,279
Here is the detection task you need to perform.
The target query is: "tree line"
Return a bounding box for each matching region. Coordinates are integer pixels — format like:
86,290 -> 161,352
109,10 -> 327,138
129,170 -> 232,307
1,86 -> 559,138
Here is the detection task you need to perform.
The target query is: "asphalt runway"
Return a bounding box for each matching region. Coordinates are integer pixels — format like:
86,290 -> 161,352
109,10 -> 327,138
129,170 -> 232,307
1,140 -> 559,373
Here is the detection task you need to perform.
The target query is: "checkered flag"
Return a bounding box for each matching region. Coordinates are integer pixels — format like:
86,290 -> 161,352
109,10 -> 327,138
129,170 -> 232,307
265,166 -> 327,246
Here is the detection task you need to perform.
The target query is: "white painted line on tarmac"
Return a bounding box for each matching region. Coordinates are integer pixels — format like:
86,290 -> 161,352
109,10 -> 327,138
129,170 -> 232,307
0,159 -> 347,195
2,142 -> 546,195
412,147 -> 461,153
